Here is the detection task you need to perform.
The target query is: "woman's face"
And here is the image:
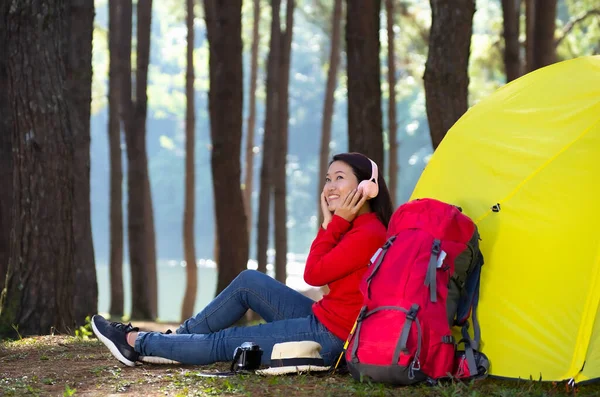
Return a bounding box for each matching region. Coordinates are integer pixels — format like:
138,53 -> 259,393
323,161 -> 360,212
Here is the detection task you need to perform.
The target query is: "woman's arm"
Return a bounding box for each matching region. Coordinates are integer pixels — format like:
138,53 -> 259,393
303,215 -> 383,286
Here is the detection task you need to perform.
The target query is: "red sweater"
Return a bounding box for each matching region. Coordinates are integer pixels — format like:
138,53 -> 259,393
304,212 -> 387,341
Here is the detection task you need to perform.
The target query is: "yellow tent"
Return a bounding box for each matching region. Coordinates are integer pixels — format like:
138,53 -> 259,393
410,56 -> 600,383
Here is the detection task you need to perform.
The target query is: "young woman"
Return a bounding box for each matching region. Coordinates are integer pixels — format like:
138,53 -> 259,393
92,152 -> 394,367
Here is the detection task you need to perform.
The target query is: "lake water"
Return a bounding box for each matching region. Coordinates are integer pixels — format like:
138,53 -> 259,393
96,255 -> 313,323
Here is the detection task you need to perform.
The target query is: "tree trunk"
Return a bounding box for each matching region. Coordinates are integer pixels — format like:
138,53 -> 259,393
67,0 -> 97,326
526,0 -> 556,73
204,0 -> 249,295
385,0 -> 398,207
119,0 -> 158,320
346,0 -> 383,166
143,170 -> 158,317
243,3 -> 259,323
0,0 -> 76,337
243,0 -> 261,237
274,0 -> 295,284
137,0 -> 158,320
532,1 -> 556,68
525,0 -> 535,73
108,0 -> 124,317
0,0 -> 12,291
317,0 -> 342,226
181,0 -> 197,322
424,0 -> 475,150
256,0 -> 281,274
501,0 -> 522,82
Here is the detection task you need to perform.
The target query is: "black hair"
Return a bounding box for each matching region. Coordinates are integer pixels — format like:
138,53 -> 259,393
330,152 -> 394,228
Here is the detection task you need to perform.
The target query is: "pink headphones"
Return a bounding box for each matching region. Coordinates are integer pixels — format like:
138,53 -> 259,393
357,158 -> 379,199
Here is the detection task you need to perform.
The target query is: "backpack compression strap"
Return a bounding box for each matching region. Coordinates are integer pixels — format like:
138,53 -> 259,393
397,304 -> 420,356
366,235 -> 396,299
424,239 -> 441,302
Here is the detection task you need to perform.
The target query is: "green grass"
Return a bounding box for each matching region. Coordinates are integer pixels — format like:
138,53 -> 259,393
1,335 -> 599,396
152,369 -> 598,397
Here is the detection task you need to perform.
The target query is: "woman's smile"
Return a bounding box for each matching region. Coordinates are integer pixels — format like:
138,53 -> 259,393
327,194 -> 340,204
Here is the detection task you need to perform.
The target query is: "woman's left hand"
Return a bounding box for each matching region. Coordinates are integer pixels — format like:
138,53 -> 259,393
334,188 -> 368,223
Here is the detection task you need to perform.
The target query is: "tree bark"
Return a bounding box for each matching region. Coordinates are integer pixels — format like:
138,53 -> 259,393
346,0 -> 383,166
501,0 -> 522,82
525,0 -> 535,73
243,0 -> 261,238
0,0 -> 76,337
424,0 -> 475,150
108,0 -> 124,317
0,0 -> 12,291
256,0 -> 281,274
385,0 -> 398,207
204,0 -> 249,295
181,0 -> 197,322
243,3 -> 260,323
67,0 -> 97,326
137,0 -> 158,320
274,0 -> 295,284
317,0 -> 342,225
526,0 -> 557,73
119,0 -> 158,320
532,1 -> 556,68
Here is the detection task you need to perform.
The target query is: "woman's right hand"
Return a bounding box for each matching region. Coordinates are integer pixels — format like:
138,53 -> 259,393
321,191 -> 333,229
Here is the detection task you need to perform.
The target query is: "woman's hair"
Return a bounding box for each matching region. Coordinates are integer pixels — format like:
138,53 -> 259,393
331,152 -> 394,228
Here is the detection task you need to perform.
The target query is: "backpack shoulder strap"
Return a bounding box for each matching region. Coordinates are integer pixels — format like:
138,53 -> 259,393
457,250 -> 484,375
455,247 -> 484,333
469,264 -> 482,348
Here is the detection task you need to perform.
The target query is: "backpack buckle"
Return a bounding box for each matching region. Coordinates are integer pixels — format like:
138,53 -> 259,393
383,235 -> 397,249
357,306 -> 368,321
431,240 -> 441,255
411,358 -> 421,371
442,335 -> 455,344
406,304 -> 419,321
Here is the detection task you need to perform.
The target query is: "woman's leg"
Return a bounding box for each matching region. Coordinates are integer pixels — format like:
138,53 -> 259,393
137,314 -> 344,366
177,270 -> 315,334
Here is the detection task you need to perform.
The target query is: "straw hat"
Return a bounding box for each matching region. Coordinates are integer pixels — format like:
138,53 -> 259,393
256,341 -> 331,375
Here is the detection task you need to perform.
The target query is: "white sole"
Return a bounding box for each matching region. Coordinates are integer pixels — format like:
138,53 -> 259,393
92,318 -> 137,367
139,356 -> 181,365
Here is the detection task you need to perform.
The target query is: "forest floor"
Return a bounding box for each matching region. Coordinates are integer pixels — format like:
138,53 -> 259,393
1,322 -> 599,397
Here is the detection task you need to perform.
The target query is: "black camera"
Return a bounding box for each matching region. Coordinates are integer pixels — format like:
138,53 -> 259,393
231,342 -> 263,372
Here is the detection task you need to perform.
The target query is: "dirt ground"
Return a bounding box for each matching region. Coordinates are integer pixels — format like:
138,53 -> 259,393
0,321 -> 365,397
2,323 -> 600,397
0,322 -> 189,396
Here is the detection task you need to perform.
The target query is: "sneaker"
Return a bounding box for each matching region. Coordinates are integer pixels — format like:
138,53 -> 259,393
139,356 -> 181,365
91,315 -> 140,367
138,329 -> 181,365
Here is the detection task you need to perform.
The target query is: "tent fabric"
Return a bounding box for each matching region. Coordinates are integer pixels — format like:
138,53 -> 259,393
409,56 -> 600,383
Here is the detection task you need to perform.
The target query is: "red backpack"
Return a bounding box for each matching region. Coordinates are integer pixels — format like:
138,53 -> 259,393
344,198 -> 487,385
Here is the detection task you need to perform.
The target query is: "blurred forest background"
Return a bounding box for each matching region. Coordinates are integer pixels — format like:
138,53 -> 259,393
0,0 -> 599,335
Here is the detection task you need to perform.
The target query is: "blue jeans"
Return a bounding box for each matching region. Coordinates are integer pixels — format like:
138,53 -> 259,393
134,270 -> 344,366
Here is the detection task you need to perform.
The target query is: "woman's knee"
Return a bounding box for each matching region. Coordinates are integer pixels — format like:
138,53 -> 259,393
234,269 -> 262,285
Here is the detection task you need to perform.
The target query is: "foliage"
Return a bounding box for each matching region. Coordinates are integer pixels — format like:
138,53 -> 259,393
89,0 -> 600,265
63,384 -> 77,397
10,324 -> 22,340
557,0 -> 600,60
75,316 -> 94,340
